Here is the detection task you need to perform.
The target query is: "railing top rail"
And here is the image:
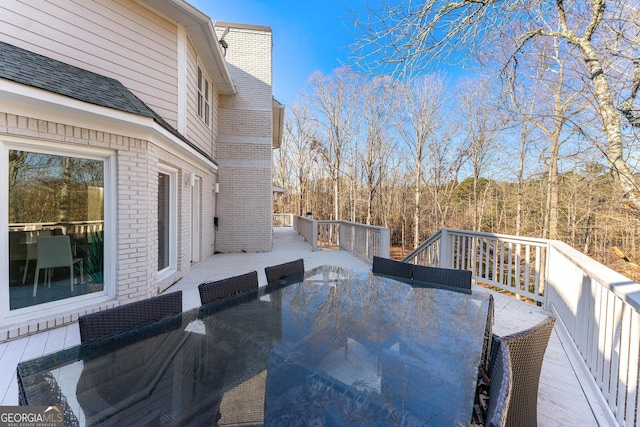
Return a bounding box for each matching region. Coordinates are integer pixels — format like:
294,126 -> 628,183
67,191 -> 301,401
403,229 -> 443,262
550,240 -> 640,311
306,218 -> 388,232
442,228 -> 550,246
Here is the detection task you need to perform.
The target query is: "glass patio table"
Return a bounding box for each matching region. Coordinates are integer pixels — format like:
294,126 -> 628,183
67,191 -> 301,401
17,265 -> 493,426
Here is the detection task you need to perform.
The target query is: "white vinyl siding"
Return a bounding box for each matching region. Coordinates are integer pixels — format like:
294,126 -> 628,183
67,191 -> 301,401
185,39 -> 218,157
0,0 -> 179,127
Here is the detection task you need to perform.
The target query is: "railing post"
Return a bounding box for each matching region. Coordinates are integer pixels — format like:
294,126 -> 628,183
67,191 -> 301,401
380,227 -> 390,258
311,219 -> 318,251
439,229 -> 452,268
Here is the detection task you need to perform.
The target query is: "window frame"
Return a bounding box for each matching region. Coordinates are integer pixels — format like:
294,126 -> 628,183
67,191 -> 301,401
197,64 -> 211,127
0,138 -> 116,321
157,164 -> 178,282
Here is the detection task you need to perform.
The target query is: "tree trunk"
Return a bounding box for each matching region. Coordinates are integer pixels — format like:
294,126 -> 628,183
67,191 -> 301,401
577,40 -> 640,210
413,167 -> 421,248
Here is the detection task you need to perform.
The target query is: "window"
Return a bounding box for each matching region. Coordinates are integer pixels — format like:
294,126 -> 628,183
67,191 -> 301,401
157,166 -> 177,278
197,65 -> 211,126
6,148 -> 107,310
158,172 -> 170,271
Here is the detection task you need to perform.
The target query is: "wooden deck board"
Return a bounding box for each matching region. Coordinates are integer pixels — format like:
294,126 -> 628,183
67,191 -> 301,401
0,228 -> 611,425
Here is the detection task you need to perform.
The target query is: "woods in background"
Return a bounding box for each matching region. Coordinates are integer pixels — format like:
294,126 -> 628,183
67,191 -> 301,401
273,0 -> 640,276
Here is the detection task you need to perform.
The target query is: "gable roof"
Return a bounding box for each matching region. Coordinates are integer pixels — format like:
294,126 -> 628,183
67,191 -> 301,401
0,41 -> 216,165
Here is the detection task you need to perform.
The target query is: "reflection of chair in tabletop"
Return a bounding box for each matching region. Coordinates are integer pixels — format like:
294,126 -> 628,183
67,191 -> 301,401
32,235 -> 84,297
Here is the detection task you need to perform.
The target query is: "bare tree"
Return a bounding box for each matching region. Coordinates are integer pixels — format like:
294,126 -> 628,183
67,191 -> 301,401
351,0 -> 640,212
360,75 -> 397,224
279,103 -> 317,216
307,68 -> 362,220
507,39 -> 586,238
393,74 -> 449,247
458,78 -> 503,231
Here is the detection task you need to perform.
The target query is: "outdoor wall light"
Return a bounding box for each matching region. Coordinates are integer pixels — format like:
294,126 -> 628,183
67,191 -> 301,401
219,39 -> 228,56
186,172 -> 195,187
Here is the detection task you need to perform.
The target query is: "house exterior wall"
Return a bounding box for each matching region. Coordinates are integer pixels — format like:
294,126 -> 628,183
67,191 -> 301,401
214,23 -> 274,253
0,0 -> 180,128
0,110 -> 218,339
0,2 -> 274,341
185,38 -> 220,158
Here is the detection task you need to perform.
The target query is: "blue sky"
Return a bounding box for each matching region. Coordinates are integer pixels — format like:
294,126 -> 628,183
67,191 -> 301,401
189,0 -> 361,107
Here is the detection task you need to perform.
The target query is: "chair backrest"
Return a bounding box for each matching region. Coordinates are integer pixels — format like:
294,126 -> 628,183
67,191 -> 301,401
198,271 -> 258,305
25,229 -> 52,244
411,264 -> 472,290
36,235 -> 72,268
485,340 -> 512,427
498,316 -> 556,427
78,291 -> 183,342
265,258 -> 304,284
372,256 -> 413,280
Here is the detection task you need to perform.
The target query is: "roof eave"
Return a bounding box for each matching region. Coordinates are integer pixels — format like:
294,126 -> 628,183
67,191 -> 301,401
140,0 -> 236,96
0,80 -> 219,171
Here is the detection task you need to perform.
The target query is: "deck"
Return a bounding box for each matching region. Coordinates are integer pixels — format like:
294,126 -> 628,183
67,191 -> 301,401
0,228 -> 610,426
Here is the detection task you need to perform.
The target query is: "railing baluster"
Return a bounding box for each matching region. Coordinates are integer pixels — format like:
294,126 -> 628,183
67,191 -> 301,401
624,310 -> 640,426
534,246 -> 541,296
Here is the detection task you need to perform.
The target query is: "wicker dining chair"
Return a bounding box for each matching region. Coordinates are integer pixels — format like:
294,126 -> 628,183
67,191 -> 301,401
78,291 -> 183,343
480,295 -> 495,372
495,316 -> 556,427
485,339 -> 513,427
264,258 -> 304,284
411,264 -> 472,290
198,271 -> 258,305
372,256 -> 413,281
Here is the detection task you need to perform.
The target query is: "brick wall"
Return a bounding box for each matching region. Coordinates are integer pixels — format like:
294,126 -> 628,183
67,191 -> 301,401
0,112 -> 216,341
214,23 -> 274,253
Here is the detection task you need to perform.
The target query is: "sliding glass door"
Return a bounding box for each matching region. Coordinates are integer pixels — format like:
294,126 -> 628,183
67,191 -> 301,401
7,149 -> 106,310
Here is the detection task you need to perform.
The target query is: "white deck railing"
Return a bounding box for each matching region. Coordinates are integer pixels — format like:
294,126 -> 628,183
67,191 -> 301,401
272,217 -> 640,425
404,229 -> 549,304
404,228 -> 639,426
9,220 -> 104,234
277,215 -> 390,261
272,213 -> 294,228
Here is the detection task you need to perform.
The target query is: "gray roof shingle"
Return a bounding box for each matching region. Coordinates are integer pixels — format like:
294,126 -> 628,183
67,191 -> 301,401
0,41 -> 216,165
0,41 -> 152,117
